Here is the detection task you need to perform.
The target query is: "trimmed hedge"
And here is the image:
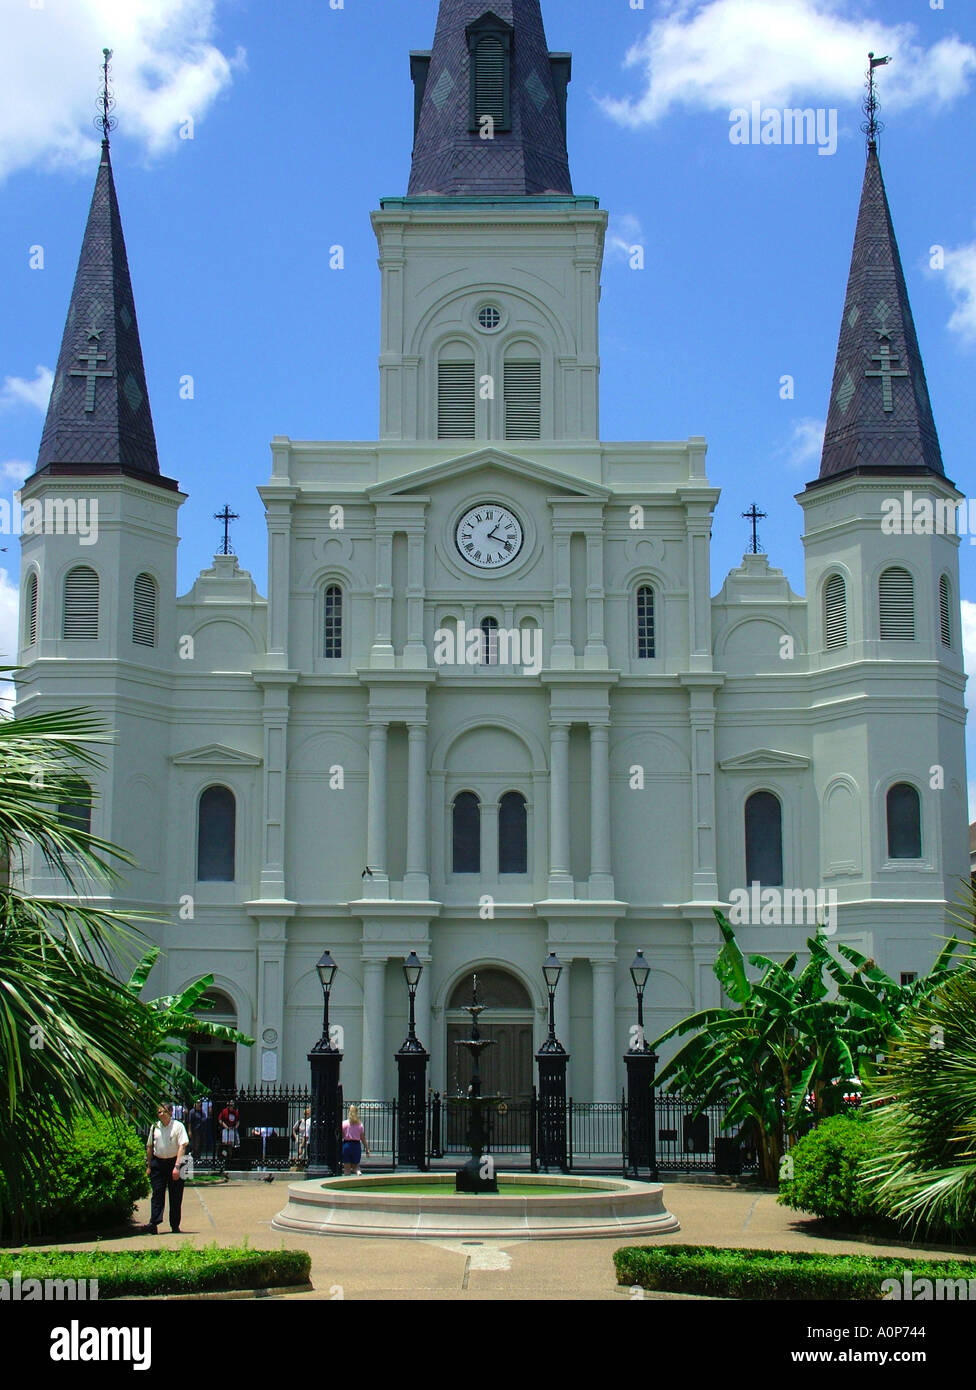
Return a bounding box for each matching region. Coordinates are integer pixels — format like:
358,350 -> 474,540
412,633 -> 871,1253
778,1113 -> 882,1228
614,1244 -> 976,1301
0,1244 -> 312,1299
34,1116 -> 148,1237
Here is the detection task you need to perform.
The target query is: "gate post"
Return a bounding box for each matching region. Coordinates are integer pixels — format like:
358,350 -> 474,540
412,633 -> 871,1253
624,1048 -> 657,1180
395,953 -> 429,1170
307,950 -> 343,1178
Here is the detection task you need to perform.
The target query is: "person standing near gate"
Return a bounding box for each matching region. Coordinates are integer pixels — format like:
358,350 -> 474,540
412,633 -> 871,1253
341,1104 -> 370,1176
145,1102 -> 189,1234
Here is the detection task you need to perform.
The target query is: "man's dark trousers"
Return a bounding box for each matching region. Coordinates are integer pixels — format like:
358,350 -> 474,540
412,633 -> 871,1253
149,1157 -> 184,1230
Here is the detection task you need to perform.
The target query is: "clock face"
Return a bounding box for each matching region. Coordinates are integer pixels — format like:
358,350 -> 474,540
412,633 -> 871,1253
455,503 -> 524,570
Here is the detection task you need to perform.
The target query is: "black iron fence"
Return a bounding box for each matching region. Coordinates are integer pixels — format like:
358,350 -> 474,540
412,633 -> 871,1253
176,1084 -> 755,1177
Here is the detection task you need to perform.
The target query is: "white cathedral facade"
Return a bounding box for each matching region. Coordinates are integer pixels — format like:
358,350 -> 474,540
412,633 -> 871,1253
15,1 -> 968,1101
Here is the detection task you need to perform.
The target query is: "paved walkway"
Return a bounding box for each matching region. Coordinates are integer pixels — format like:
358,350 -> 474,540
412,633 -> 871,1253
44,1178 -> 966,1301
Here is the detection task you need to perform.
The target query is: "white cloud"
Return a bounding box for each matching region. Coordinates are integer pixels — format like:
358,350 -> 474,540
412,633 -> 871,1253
600,0 -> 976,128
942,240 -> 976,344
0,0 -> 244,181
607,213 -> 645,264
0,366 -> 53,414
781,417 -> 825,471
0,461 -> 31,487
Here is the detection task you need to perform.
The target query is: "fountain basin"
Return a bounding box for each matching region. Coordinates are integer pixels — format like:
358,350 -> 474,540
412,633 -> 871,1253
272,1172 -> 680,1240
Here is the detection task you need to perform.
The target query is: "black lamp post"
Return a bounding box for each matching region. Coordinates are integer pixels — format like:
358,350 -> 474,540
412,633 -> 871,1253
395,952 -> 429,1169
307,949 -> 343,1177
535,952 -> 569,1173
624,949 -> 658,1181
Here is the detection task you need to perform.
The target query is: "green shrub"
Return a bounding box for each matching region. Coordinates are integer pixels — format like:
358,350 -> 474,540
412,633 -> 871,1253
32,1115 -> 148,1237
614,1244 -> 976,1301
0,1244 -> 311,1298
778,1113 -> 882,1227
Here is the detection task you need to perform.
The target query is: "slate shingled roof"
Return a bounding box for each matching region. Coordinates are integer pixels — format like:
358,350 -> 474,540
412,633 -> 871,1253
815,143 -> 945,485
409,0 -> 573,196
31,140 -> 174,487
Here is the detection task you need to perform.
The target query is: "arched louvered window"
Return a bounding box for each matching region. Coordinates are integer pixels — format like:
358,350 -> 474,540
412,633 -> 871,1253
823,573 -> 847,649
504,358 -> 542,440
132,573 -> 157,647
498,791 -> 527,874
452,791 -> 481,873
25,572 -> 38,647
324,584 -> 343,658
438,357 -> 476,439
879,566 -> 915,640
473,37 -> 508,128
636,586 -> 655,658
745,790 -> 783,887
62,566 -> 98,640
57,778 -> 92,836
197,785 -> 236,882
887,783 -> 921,859
939,574 -> 952,648
480,616 -> 499,665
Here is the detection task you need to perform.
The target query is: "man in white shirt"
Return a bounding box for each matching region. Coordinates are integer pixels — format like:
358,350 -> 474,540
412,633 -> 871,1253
145,1102 -> 189,1234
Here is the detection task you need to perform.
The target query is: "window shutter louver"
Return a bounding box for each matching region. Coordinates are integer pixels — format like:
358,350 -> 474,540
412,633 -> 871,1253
26,573 -> 37,646
62,566 -> 99,640
879,567 -> 915,640
939,575 -> 951,647
132,573 -> 156,647
438,361 -> 476,439
475,38 -> 506,124
504,360 -> 541,440
636,586 -> 655,658
823,574 -> 847,649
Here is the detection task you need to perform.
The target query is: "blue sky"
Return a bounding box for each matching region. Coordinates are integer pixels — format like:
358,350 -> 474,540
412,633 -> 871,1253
2,0 -> 975,782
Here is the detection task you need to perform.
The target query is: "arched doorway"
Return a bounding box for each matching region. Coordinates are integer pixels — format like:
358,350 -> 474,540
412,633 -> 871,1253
446,968 -> 534,1103
187,990 -> 238,1091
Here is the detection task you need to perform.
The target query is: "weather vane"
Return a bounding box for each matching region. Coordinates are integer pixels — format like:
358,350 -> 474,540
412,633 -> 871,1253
742,502 -> 767,555
861,51 -> 891,148
96,47 -> 118,142
215,504 -> 239,555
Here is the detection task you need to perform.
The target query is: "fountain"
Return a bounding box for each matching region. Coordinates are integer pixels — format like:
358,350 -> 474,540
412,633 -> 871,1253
451,974 -> 503,1194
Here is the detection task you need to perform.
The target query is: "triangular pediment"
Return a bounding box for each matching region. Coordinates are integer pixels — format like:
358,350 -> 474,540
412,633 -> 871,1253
170,743 -> 262,768
719,749 -> 810,773
368,449 -> 610,502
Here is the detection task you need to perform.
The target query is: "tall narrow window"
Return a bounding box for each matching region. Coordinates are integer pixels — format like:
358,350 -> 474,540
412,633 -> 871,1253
939,574 -> 952,648
57,778 -> 92,836
879,566 -> 915,640
25,572 -> 38,647
504,360 -> 541,440
324,584 -> 343,658
452,792 -> 481,873
823,573 -> 847,649
132,573 -> 157,647
480,617 -> 499,665
498,791 -> 527,874
197,785 -> 236,882
745,790 -> 783,887
438,359 -> 476,439
887,783 -> 921,859
62,566 -> 98,640
636,586 -> 655,658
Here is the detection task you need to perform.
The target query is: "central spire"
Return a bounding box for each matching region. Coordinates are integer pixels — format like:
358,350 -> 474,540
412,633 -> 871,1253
408,1 -> 573,197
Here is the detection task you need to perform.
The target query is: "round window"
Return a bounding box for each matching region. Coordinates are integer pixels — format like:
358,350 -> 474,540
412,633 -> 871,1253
477,305 -> 502,331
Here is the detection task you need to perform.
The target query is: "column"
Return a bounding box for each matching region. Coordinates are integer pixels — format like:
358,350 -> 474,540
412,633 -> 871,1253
555,957 -> 572,1094
685,503 -> 714,673
682,676 -> 721,900
265,491 -> 296,669
259,676 -> 296,897
588,722 -> 613,898
415,958 -> 432,1054
371,526 -> 395,667
583,528 -> 609,669
404,531 -> 427,668
551,533 -> 574,669
591,959 -> 616,1101
366,721 -> 390,897
361,959 -> 387,1099
404,723 -> 429,898
548,722 -> 573,899
256,918 -> 288,1084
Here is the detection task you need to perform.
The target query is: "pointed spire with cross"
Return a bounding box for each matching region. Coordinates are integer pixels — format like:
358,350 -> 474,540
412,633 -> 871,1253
742,503 -> 767,555
861,51 -> 890,150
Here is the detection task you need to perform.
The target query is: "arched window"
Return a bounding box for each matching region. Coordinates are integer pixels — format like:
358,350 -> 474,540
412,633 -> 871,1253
498,791 -> 527,874
57,778 -> 92,836
452,791 -> 481,873
480,616 -> 499,665
504,345 -> 541,440
24,572 -> 38,647
62,565 -> 98,639
887,783 -> 921,859
823,573 -> 847,649
323,584 -> 343,658
132,572 -> 157,647
939,574 -> 952,648
197,785 -> 236,882
438,345 -> 476,439
879,566 -> 915,640
636,585 -> 655,658
745,790 -> 783,886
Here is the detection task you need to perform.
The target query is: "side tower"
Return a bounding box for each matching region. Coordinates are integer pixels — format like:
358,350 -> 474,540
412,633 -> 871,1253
797,101 -> 968,966
16,75 -> 183,912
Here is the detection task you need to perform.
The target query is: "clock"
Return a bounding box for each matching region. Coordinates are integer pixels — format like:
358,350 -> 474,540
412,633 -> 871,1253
455,503 -> 524,569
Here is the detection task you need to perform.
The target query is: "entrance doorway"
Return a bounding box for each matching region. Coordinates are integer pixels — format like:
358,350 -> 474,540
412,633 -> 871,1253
186,990 -> 238,1092
446,968 -> 534,1103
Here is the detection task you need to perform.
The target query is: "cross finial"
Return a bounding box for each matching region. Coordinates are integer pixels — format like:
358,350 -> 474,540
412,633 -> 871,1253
96,48 -> 118,144
214,505 -> 239,555
861,51 -> 891,149
742,503 -> 767,555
